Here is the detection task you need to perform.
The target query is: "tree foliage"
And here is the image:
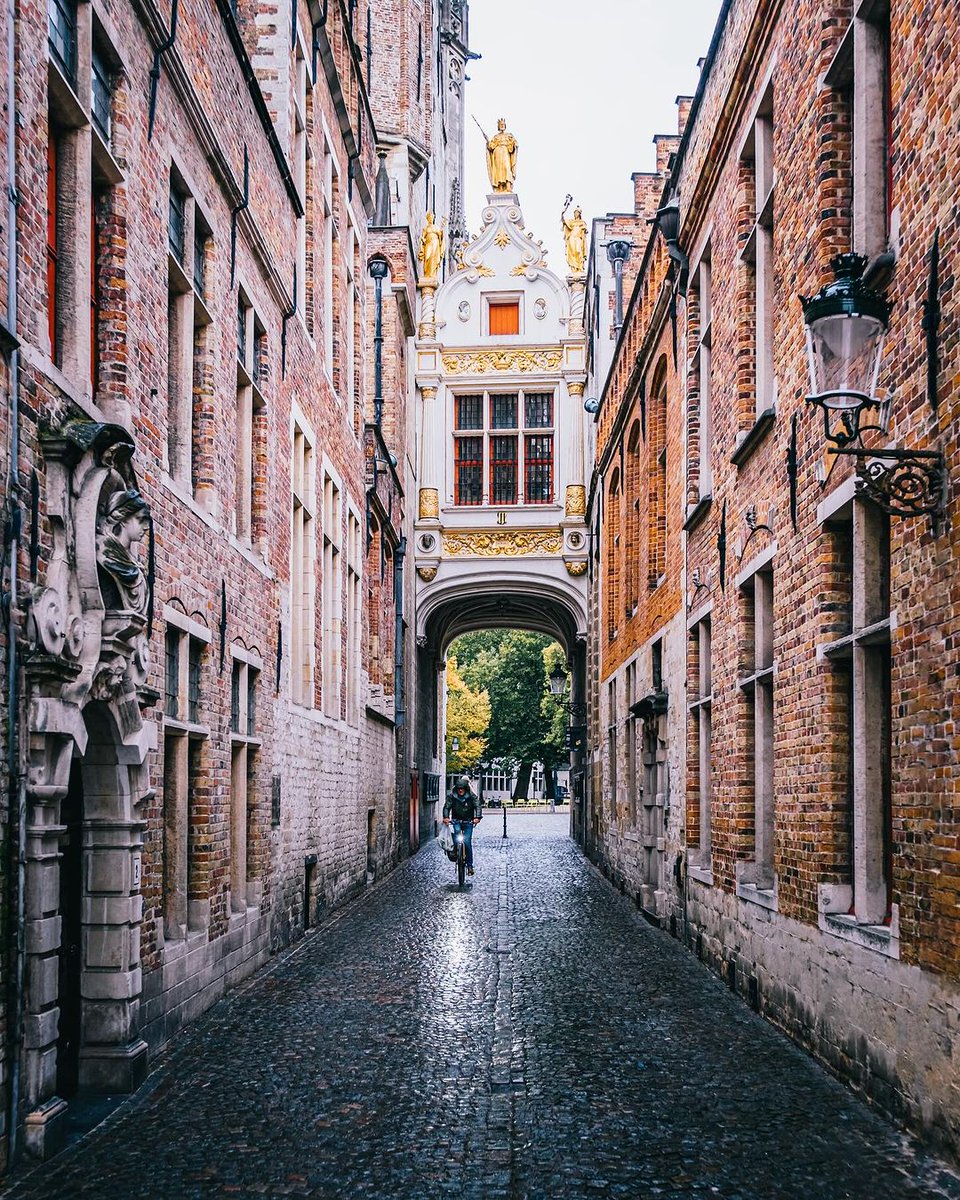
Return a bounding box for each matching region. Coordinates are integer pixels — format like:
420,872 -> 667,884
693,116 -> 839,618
444,656 -> 491,773
451,631 -> 568,785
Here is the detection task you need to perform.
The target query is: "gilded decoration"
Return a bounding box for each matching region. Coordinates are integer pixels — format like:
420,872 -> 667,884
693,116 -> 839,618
442,530 -> 562,557
484,118 -> 518,192
565,561 -> 588,577
441,348 -> 563,375
561,197 -> 588,274
564,485 -> 587,517
417,212 -> 446,281
475,264 -> 495,277
418,488 -> 440,519
417,566 -> 438,582
494,228 -> 510,248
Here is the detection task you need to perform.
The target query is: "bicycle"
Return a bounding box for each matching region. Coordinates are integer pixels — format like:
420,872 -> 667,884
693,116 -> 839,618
453,822 -> 467,888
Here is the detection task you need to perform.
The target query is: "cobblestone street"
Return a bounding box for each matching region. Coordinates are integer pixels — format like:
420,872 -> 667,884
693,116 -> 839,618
6,816 -> 960,1200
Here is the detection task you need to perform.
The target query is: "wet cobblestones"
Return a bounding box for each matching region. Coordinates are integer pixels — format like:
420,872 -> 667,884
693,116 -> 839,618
5,815 -> 960,1199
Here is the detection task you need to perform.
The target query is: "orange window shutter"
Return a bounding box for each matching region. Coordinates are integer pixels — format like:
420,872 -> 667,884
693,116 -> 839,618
489,302 -> 519,335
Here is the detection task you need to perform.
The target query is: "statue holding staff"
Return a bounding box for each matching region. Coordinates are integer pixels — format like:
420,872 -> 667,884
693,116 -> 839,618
561,197 -> 588,275
477,116 -> 518,193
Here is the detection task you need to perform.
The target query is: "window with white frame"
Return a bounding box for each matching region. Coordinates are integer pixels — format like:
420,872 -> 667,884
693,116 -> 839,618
740,82 -> 775,419
823,499 -> 892,926
291,423 -> 316,705
688,613 -> 713,868
162,618 -> 210,938
739,562 -> 775,891
322,472 -> 343,717
826,0 -> 891,260
229,652 -> 261,913
346,509 -> 362,724
452,390 -> 555,506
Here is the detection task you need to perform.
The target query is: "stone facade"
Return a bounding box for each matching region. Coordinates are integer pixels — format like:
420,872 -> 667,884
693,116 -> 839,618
0,0 -> 464,1167
586,0 -> 960,1157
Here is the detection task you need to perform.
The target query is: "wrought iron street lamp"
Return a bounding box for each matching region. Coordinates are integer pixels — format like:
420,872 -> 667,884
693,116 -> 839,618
451,736 -> 460,754
548,663 -> 567,697
800,253 -> 945,519
651,193 -> 689,293
800,254 -> 891,448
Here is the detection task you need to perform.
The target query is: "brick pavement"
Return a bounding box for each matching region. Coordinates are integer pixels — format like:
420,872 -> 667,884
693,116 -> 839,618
4,815 -> 959,1200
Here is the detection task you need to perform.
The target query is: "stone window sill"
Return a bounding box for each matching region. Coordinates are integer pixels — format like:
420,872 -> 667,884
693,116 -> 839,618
817,885 -> 900,959
736,862 -> 778,910
730,407 -> 776,468
686,857 -> 714,887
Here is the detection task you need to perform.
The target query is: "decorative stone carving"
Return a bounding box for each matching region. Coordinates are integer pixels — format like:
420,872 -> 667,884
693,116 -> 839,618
442,529 -> 562,557
534,298 -> 547,320
565,560 -> 588,577
97,489 -> 151,615
419,488 -> 440,519
565,484 -> 587,517
417,566 -> 438,582
418,280 -> 438,339
441,347 -> 563,375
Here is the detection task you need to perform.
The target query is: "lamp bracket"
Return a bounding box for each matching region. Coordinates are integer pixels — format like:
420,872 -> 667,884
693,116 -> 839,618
806,392 -> 884,449
829,447 -> 945,518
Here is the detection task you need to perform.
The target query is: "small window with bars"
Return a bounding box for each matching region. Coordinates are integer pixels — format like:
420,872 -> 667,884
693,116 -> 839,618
193,221 -> 208,297
237,298 -> 248,365
490,436 -> 518,505
455,395 -> 483,430
230,662 -> 242,732
490,393 -> 518,430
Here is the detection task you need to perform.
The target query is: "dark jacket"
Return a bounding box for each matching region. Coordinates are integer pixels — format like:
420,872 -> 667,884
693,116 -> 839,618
443,785 -> 482,822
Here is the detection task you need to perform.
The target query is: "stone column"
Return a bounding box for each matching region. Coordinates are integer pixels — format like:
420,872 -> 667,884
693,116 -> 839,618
417,382 -> 442,520
418,281 -> 438,340
567,274 -> 587,338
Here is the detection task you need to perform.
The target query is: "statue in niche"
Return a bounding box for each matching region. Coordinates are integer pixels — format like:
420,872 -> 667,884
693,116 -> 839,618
485,118 -> 518,192
96,488 -> 151,615
418,212 -> 446,281
561,197 -> 588,274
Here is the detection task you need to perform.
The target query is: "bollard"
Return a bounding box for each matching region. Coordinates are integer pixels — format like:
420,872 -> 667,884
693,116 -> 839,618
502,803 -> 507,839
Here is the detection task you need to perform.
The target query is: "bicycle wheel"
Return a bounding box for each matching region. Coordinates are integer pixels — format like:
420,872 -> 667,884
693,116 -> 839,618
457,839 -> 466,888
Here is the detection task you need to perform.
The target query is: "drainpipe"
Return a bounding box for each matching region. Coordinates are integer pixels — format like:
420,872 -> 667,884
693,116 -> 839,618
4,0 -> 25,1164
394,536 -> 405,730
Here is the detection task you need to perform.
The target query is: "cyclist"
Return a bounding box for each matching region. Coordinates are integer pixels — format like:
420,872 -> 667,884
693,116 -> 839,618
442,775 -> 482,875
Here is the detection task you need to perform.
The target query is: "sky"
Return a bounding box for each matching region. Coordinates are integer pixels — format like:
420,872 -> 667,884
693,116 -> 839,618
463,0 -> 722,267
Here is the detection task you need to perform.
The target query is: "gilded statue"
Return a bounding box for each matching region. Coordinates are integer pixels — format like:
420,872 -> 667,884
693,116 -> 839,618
561,197 -> 588,275
484,117 -> 518,193
418,211 -> 446,281
96,488 -> 151,615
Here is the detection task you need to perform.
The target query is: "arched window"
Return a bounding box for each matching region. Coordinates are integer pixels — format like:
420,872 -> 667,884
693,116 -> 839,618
606,469 -> 621,640
648,359 -> 668,588
625,420 -> 642,617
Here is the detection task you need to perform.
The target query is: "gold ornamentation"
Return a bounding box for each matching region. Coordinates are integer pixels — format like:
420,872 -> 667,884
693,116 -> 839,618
442,529 -> 562,557
494,229 -> 510,248
485,118 -> 518,192
417,566 -> 438,582
565,484 -> 587,517
510,264 -> 530,277
565,560 -> 588,577
441,348 -> 564,375
418,488 -> 440,519
419,386 -> 437,401
561,198 -> 588,274
475,264 -> 495,277
417,212 -> 446,281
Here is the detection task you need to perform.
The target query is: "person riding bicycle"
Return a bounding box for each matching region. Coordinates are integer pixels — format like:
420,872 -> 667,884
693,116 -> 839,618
443,776 -> 482,875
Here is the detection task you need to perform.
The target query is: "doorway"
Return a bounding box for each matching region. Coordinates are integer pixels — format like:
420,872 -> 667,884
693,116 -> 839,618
56,756 -> 84,1097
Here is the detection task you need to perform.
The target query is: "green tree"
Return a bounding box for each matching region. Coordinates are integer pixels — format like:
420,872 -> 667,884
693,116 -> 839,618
451,630 -> 566,799
445,656 -> 491,774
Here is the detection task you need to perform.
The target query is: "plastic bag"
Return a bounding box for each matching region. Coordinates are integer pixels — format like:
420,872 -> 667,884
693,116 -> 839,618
439,823 -> 454,857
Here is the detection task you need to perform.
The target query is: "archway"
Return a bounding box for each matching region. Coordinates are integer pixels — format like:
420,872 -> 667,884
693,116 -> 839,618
413,575 -> 588,845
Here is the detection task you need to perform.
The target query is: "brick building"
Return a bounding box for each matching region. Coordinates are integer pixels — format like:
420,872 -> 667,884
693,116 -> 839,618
0,0 -> 468,1166
586,0 -> 960,1154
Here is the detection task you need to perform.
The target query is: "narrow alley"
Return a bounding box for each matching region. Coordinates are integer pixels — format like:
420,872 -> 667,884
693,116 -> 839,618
5,817 -> 959,1200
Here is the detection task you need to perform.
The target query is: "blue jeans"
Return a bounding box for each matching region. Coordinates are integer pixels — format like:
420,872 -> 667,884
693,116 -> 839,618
452,820 -> 475,869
